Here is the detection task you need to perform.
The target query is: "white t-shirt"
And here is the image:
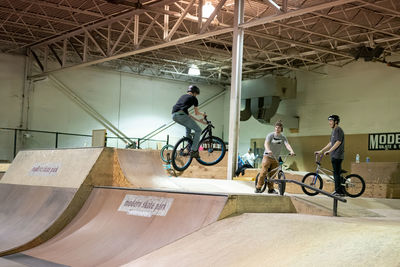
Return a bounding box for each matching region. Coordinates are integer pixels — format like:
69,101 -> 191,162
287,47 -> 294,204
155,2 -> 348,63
242,152 -> 256,167
265,132 -> 288,159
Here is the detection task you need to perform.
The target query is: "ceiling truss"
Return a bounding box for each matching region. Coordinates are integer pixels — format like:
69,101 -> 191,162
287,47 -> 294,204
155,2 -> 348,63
0,0 -> 399,84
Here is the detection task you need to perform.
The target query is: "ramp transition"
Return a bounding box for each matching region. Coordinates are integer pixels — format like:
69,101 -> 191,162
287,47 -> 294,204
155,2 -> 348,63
11,188 -> 227,266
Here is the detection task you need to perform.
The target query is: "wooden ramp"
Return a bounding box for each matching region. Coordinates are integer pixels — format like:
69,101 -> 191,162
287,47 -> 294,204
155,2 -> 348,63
10,188 -> 227,267
0,147 -> 131,256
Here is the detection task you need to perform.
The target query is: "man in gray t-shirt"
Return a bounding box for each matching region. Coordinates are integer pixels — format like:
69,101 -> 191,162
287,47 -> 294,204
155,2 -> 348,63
316,115 -> 345,196
255,121 -> 295,194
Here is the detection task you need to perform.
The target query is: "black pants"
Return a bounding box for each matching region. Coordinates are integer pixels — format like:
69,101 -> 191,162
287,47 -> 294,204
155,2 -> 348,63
331,158 -> 344,193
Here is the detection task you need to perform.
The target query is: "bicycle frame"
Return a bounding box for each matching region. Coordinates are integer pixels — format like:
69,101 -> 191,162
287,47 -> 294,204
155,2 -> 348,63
265,154 -> 290,181
313,154 -> 339,182
198,116 -> 214,143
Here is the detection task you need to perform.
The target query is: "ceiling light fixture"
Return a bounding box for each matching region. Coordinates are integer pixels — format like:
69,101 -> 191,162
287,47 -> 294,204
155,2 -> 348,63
188,64 -> 201,76
202,2 -> 215,18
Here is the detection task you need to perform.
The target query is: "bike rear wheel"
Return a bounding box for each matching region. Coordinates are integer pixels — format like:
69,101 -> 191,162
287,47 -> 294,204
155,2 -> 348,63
301,172 -> 323,196
196,136 -> 226,166
343,174 -> 365,198
254,173 -> 267,193
171,137 -> 193,171
160,144 -> 174,163
277,170 -> 286,196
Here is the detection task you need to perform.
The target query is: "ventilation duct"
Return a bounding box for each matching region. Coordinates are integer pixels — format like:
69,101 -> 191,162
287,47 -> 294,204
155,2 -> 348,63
240,99 -> 251,121
250,96 -> 281,124
240,76 -> 297,125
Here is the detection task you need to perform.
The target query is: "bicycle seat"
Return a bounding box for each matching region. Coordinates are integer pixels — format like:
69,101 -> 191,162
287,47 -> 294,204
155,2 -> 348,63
340,170 -> 347,174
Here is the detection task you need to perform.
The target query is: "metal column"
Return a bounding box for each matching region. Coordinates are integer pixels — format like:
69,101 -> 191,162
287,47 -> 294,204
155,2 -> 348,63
227,0 -> 244,179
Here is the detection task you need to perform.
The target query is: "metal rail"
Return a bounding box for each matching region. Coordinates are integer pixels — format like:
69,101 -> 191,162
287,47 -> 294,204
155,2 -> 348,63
272,179 -> 346,216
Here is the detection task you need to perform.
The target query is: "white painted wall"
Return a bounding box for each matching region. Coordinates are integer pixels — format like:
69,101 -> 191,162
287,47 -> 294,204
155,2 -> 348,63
1,53 -> 399,162
228,59 -> 400,156
28,67 -> 226,150
0,53 -> 25,161
0,53 -> 25,127
293,59 -> 400,136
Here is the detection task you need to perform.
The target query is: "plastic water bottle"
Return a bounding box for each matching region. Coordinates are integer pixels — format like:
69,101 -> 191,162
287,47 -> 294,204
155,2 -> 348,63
366,157 -> 370,163
356,154 -> 360,163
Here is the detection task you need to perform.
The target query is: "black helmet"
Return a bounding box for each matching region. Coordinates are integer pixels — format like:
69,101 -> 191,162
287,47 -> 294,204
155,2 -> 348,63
328,115 -> 340,123
187,85 -> 200,95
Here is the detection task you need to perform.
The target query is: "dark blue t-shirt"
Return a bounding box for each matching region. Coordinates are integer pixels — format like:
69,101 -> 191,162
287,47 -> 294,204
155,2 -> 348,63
172,94 -> 198,114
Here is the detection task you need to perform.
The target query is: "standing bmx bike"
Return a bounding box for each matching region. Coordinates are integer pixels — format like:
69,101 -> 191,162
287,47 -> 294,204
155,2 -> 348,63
301,154 -> 366,198
254,154 -> 294,196
171,116 -> 226,172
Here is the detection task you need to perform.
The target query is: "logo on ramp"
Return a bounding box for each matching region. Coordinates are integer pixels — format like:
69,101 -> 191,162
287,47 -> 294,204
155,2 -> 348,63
29,163 -> 61,176
118,194 -> 174,217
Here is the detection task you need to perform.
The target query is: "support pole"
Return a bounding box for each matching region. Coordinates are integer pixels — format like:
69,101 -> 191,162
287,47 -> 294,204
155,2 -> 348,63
227,0 -> 244,180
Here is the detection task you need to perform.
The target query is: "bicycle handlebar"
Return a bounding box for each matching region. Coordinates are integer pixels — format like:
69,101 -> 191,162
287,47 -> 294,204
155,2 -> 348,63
314,153 -> 324,165
267,153 -> 295,163
203,115 -> 212,126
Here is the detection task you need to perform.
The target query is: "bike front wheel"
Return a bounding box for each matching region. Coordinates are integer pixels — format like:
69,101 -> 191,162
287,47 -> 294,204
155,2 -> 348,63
343,174 -> 365,198
196,136 -> 226,166
171,137 -> 193,171
301,172 -> 323,196
160,144 -> 174,163
277,170 -> 286,196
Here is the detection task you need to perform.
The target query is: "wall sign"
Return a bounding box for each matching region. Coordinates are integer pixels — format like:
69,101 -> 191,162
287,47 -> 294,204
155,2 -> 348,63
368,132 -> 400,150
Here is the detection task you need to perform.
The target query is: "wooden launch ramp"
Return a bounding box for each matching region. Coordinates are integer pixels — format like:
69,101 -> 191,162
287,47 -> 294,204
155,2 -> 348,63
0,148 -> 297,266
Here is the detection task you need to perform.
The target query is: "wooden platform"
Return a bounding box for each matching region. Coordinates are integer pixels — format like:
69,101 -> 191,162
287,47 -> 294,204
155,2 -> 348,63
351,162 -> 400,198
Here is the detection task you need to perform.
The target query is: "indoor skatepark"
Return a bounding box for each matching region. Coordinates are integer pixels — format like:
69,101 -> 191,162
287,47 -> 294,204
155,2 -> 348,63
0,148 -> 399,266
1,0 -> 400,266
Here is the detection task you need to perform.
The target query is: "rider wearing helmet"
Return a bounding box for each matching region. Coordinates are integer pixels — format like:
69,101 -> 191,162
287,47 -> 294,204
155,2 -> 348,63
172,85 -> 206,158
316,115 -> 345,196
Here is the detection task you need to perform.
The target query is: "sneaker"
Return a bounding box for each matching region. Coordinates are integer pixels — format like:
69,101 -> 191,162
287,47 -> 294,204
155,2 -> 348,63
190,151 -> 200,158
268,189 -> 278,194
332,191 -> 346,197
254,188 -> 262,193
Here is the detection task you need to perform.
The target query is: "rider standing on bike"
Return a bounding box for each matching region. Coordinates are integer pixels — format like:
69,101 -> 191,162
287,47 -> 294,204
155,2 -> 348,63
255,120 -> 295,194
315,115 -> 345,196
172,85 -> 206,159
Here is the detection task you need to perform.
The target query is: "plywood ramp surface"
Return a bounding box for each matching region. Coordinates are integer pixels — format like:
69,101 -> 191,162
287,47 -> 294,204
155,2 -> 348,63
1,148 -> 103,188
0,147 -> 123,256
128,213 -> 400,267
0,184 -> 77,255
23,188 -> 227,267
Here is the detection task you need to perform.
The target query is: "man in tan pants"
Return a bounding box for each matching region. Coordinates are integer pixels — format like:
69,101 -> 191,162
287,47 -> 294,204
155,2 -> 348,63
255,120 -> 295,194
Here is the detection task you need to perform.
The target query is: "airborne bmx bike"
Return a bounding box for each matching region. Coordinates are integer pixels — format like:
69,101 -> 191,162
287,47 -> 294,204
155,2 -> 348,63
254,154 -> 294,196
301,154 -> 366,198
171,116 -> 226,171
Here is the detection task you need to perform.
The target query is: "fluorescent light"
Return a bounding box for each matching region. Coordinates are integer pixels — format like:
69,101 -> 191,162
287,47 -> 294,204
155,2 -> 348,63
202,2 -> 215,18
188,65 -> 200,76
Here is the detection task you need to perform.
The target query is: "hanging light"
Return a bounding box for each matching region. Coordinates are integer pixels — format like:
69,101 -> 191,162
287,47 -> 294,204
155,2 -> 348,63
202,1 -> 215,18
188,64 -> 200,76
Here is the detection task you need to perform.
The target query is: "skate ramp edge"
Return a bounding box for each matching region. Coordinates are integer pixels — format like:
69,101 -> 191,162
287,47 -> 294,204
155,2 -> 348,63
219,194 -> 297,219
0,147 -> 133,256
17,188 -> 228,266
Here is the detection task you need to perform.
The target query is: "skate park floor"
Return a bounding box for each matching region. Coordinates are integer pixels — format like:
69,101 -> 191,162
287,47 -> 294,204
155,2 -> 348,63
1,148 -> 399,266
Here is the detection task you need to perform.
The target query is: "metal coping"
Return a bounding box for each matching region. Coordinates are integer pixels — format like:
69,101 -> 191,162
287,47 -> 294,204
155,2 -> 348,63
94,185 -> 229,197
